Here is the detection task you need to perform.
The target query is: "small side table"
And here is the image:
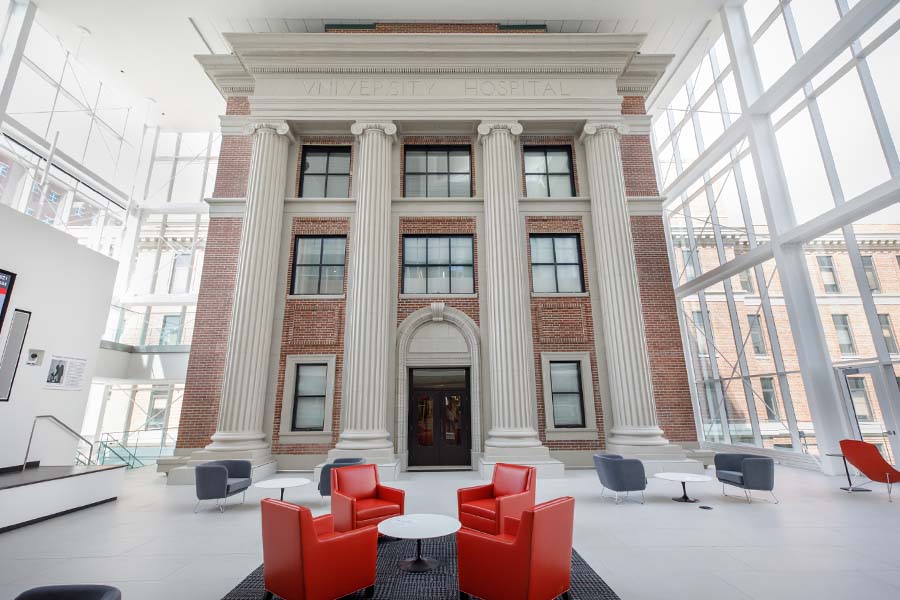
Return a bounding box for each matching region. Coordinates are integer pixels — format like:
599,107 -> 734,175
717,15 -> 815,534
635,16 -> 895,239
825,452 -> 871,492
654,472 -> 712,503
254,477 -> 311,501
378,514 -> 461,572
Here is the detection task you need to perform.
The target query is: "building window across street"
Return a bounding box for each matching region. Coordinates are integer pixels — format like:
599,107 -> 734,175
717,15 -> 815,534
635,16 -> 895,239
299,146 -> 351,198
160,314 -> 182,345
529,234 -> 584,293
693,311 -> 710,356
760,377 -> 780,421
292,364 -> 327,431
402,235 -> 474,294
404,146 -> 472,197
549,361 -> 585,428
861,255 -> 880,293
879,314 -> 899,354
847,377 -> 873,422
747,314 -> 767,356
832,314 -> 857,355
739,270 -> 755,293
291,236 -> 347,295
524,146 -> 575,197
817,255 -> 841,294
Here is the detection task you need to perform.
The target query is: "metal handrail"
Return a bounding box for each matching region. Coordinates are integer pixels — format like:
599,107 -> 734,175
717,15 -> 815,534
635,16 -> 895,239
98,433 -> 145,467
23,415 -> 94,472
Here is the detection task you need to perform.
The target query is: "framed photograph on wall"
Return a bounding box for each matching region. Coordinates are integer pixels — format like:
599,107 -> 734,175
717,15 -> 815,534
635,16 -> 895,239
0,269 -> 16,334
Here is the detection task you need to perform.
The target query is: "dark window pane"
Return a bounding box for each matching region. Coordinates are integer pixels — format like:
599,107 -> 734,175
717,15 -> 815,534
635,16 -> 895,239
427,265 -> 450,293
297,364 -> 327,395
301,174 -> 326,197
428,236 -> 450,264
552,393 -> 584,427
406,151 -> 427,172
427,174 -> 449,196
448,174 -> 470,197
524,152 -> 547,173
296,238 -> 322,264
448,151 -> 470,173
427,151 -> 448,172
530,237 -> 555,263
404,266 -> 427,293
328,152 -> 351,174
293,266 -> 320,294
546,150 -> 571,173
293,396 -> 325,430
304,152 -> 328,173
550,362 -> 580,392
548,175 -> 573,197
532,265 -> 557,292
556,265 -> 582,292
553,236 -> 579,263
450,266 -> 474,293
321,238 -> 346,265
326,175 -> 350,198
320,266 -> 344,294
526,174 -> 548,197
406,174 -> 426,197
404,237 -> 427,264
450,237 -> 473,264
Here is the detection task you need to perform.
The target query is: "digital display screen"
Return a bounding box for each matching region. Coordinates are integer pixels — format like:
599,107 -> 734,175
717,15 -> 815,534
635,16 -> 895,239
0,269 -> 15,333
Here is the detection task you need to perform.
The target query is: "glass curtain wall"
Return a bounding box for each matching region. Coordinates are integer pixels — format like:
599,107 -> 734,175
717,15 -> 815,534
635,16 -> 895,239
654,0 -> 900,462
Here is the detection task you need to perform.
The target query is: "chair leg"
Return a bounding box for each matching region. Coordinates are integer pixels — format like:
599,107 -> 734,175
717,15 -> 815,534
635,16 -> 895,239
888,482 -> 893,503
600,485 -> 606,498
459,592 -> 470,600
193,500 -> 201,514
242,491 -> 246,504
365,585 -> 375,598
745,490 -> 752,504
561,592 -> 571,600
615,491 -> 621,505
640,490 -> 645,505
770,491 -> 779,504
263,591 -> 273,600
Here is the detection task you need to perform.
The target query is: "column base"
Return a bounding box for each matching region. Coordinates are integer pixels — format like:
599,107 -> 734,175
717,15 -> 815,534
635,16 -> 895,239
205,431 -> 269,452
479,445 -> 564,479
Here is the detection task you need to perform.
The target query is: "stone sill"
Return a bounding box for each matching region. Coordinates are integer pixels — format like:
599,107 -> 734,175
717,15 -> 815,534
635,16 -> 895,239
531,292 -> 589,298
399,293 -> 478,300
545,428 -> 599,441
278,432 -> 333,444
286,294 -> 345,301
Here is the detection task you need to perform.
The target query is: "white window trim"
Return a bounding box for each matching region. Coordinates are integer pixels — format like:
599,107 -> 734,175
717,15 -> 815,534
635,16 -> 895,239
279,354 -> 336,444
539,351 -> 598,441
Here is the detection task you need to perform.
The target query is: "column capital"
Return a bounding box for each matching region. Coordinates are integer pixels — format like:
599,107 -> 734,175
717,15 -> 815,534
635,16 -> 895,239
477,120 -> 523,140
243,120 -> 294,142
350,121 -> 397,139
580,120 -> 630,142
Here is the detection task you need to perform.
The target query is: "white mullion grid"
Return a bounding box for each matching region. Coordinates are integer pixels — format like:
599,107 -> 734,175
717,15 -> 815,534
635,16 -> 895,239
723,2 -> 851,466
141,127 -> 161,203
688,68 -> 763,446
165,134 -> 181,203
657,64 -> 734,152
41,51 -> 69,139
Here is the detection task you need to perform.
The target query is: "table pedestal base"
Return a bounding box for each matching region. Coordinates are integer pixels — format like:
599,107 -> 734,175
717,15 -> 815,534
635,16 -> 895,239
840,486 -> 871,492
399,539 -> 439,572
672,482 -> 698,503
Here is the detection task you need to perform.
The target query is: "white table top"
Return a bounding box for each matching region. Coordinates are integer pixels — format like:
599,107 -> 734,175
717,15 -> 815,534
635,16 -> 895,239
654,472 -> 712,483
254,477 -> 311,489
377,514 -> 461,540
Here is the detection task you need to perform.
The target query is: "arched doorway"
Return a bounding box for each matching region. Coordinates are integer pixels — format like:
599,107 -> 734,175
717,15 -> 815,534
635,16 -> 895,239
396,303 -> 482,469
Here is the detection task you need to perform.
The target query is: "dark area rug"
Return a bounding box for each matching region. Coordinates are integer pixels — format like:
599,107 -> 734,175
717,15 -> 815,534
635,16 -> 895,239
222,535 -> 619,599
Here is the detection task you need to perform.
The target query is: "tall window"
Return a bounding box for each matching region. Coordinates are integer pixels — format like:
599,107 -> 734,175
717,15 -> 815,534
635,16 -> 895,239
299,147 -> 351,198
160,314 -> 182,345
523,146 -> 575,197
847,377 -> 872,422
693,311 -> 710,356
861,256 -> 880,293
739,270 -> 755,293
548,361 -> 585,428
682,249 -> 697,280
832,314 -> 857,355
402,235 -> 474,294
817,256 -> 841,294
146,388 -> 168,430
760,377 -> 779,421
293,364 -> 327,431
529,234 -> 584,293
404,146 -> 471,197
169,253 -> 191,293
747,314 -> 767,356
879,314 -> 899,355
292,236 -> 346,295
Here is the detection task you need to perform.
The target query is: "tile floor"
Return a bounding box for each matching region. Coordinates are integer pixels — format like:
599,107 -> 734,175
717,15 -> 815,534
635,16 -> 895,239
0,464 -> 898,599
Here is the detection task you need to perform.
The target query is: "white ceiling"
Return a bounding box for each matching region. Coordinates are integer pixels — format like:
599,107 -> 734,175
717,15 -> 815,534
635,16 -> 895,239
33,0 -> 725,131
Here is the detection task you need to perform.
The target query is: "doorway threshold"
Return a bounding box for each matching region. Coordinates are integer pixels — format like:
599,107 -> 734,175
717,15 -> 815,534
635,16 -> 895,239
406,466 -> 473,472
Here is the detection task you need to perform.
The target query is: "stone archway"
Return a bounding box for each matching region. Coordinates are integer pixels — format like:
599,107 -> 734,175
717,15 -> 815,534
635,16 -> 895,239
396,303 -> 482,469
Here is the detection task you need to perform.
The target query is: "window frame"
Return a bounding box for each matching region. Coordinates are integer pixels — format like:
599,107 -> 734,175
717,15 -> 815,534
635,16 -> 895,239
738,269 -> 755,293
847,377 -> 873,422
401,234 -> 475,295
860,255 -> 880,293
692,310 -> 710,357
817,255 -> 841,294
279,354 -> 336,443
548,361 -> 586,428
747,314 -> 768,356
291,363 -> 328,432
538,351 -> 598,440
832,314 -> 857,355
159,313 -> 183,346
760,376 -> 780,422
290,235 -> 347,296
403,144 -> 472,198
298,146 -> 352,198
523,145 -> 576,198
878,313 -> 899,355
529,233 -> 585,294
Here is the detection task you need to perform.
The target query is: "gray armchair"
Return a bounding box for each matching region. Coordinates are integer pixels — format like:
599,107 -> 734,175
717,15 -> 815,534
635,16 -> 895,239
714,453 -> 777,503
593,453 -> 647,504
16,586 -> 121,600
194,459 -> 252,512
318,457 -> 364,497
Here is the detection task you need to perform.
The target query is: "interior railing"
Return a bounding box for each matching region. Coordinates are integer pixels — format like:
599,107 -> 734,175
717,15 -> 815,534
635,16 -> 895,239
23,415 -> 95,471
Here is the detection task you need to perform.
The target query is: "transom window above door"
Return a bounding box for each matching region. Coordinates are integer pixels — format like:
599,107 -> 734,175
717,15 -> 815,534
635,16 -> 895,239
524,146 -> 575,197
291,236 -> 346,295
299,146 -> 351,198
402,235 -> 474,294
529,234 -> 584,293
404,146 -> 472,198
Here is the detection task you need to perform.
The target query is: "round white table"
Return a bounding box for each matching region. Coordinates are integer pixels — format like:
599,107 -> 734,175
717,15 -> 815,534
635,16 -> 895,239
254,477 -> 311,501
654,472 -> 712,503
377,514 -> 461,572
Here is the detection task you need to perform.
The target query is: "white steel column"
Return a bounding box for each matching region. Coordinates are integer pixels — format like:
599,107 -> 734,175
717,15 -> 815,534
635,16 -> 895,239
332,121 -> 396,461
477,121 -> 558,475
205,121 -> 291,454
0,0 -> 35,120
581,122 -> 674,454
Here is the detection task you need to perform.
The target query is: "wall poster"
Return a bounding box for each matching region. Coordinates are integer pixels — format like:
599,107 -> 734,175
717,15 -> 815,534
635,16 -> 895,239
44,355 -> 88,391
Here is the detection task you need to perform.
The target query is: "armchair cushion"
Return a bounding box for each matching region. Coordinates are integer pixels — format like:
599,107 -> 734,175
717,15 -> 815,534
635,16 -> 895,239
333,465 -> 378,500
493,464 -> 532,497
460,498 -> 497,520
716,470 -> 744,486
715,453 -> 775,491
226,478 -> 251,494
356,498 -> 401,521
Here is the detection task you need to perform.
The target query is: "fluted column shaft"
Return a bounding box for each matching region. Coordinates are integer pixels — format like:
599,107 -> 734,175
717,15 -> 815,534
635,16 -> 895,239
479,121 -> 542,449
336,121 -> 396,451
208,122 -> 291,451
582,122 -> 668,448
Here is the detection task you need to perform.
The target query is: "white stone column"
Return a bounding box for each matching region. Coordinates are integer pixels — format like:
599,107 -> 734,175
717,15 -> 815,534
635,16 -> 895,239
205,121 -> 292,454
332,121 -> 396,461
477,121 -> 555,471
581,121 -> 672,452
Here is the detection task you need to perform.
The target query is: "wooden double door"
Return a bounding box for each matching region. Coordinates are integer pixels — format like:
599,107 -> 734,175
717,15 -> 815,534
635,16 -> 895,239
408,368 -> 471,467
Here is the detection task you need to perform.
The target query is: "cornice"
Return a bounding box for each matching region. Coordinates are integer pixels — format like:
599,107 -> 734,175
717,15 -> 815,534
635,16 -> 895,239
617,53 -> 674,97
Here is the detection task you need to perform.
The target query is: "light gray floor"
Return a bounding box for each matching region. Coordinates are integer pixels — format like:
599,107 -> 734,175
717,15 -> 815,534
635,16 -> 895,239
0,464 -> 898,599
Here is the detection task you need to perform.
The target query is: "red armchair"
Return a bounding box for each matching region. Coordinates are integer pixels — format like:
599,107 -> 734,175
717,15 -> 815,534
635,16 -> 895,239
458,496 -> 575,600
260,498 -> 376,600
840,439 -> 900,502
331,463 -> 405,532
457,463 -> 536,534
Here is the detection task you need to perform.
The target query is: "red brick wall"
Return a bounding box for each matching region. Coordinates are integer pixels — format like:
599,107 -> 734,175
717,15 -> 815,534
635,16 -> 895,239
400,136 -> 476,198
396,217 -> 480,325
295,136 -> 355,197
520,136 -> 580,197
212,97 -> 252,199
176,217 -> 241,449
632,216 -> 696,442
272,218 -> 350,454
525,216 -> 605,451
621,135 -> 659,197
621,96 -> 647,115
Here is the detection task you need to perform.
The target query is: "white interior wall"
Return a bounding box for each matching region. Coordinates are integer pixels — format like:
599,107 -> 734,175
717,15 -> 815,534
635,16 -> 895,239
0,204 -> 117,469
